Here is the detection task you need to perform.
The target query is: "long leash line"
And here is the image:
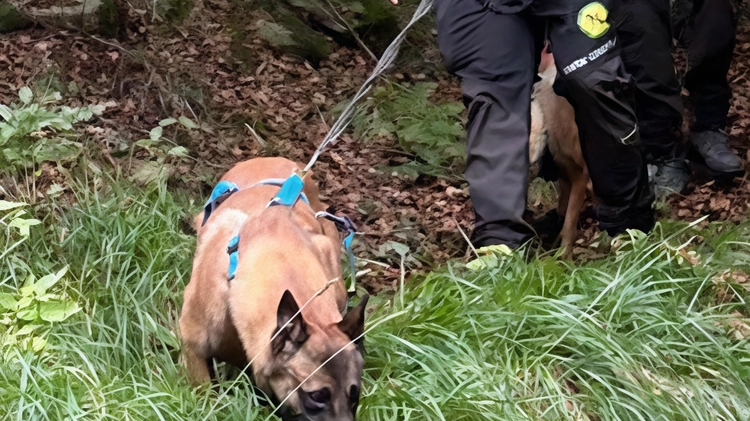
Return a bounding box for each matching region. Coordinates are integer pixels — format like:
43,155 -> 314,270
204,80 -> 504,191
303,0 -> 434,172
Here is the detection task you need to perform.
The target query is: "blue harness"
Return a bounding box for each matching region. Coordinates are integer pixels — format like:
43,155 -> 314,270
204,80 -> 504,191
202,173 -> 358,291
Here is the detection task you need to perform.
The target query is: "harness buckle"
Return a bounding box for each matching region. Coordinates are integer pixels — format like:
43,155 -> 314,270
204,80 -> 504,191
316,211 -> 358,292
268,173 -> 306,208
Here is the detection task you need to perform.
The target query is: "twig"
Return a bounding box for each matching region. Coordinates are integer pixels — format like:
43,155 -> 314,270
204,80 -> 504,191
244,123 -> 267,148
87,35 -> 136,58
314,103 -> 329,131
452,217 -> 480,260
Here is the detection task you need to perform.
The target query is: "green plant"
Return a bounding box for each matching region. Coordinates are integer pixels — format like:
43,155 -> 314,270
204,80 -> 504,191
2,154 -> 750,420
347,82 -> 466,178
129,117 -> 195,185
0,87 -> 102,172
0,201 -> 80,355
155,0 -> 193,23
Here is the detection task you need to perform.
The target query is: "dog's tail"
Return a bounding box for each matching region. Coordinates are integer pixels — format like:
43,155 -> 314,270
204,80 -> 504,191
530,45 -> 555,164
537,43 -> 557,79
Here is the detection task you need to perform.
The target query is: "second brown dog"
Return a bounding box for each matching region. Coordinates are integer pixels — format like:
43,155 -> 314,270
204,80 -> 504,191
530,50 -> 592,258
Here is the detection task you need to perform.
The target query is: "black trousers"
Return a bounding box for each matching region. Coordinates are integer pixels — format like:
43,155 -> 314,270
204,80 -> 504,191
435,0 -> 644,247
679,0 -> 739,131
617,0 -> 739,158
618,0 -> 684,158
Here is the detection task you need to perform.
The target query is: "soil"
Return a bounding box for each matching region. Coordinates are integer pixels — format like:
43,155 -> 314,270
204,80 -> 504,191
1,2 -> 749,293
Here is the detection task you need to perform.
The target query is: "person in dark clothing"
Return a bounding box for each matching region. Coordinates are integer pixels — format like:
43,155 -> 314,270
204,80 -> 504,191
424,0 -> 654,248
617,0 -> 744,200
617,0 -> 689,197
675,0 -> 745,175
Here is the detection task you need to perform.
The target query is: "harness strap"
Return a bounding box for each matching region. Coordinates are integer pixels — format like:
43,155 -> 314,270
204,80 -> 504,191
227,235 -> 240,281
256,179 -> 310,206
316,212 -> 358,293
202,181 -> 239,227
201,178 -> 311,227
267,173 -> 307,208
205,175 -> 357,289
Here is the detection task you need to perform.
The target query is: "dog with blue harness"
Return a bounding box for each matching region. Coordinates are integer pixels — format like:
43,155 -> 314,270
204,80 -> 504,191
179,157 -> 369,421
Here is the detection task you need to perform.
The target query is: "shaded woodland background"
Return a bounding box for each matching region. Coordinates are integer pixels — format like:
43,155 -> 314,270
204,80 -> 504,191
2,0 -> 750,291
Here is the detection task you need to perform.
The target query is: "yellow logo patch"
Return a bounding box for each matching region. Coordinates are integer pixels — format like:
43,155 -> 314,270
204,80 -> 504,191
577,2 -> 610,39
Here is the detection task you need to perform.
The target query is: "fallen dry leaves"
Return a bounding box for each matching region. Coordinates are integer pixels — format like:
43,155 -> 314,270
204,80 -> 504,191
1,3 -> 749,293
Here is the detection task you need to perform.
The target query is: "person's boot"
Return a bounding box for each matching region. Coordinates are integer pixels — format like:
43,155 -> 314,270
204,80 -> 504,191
690,129 -> 745,176
648,157 -> 690,199
596,165 -> 655,236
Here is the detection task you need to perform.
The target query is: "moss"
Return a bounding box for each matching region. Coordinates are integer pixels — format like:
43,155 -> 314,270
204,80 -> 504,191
0,2 -> 32,33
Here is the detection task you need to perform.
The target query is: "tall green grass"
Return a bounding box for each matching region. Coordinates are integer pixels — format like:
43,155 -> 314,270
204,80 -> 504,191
1,177 -> 749,420
0,180 -> 264,420
361,224 -> 750,420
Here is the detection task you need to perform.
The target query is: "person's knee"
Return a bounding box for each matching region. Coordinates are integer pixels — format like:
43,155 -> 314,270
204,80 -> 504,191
560,58 -> 639,145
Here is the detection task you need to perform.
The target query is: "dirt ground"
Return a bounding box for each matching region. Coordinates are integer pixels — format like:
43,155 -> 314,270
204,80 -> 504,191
2,2 -> 749,293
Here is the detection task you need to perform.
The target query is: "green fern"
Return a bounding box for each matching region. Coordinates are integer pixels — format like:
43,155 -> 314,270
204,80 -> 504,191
348,82 -> 466,178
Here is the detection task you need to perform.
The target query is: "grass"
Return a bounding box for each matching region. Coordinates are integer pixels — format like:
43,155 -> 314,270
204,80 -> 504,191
1,173 -> 749,420
363,223 -> 750,420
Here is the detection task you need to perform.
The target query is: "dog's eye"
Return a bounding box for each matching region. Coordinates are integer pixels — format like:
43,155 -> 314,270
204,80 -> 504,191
303,388 -> 331,412
309,388 -> 331,404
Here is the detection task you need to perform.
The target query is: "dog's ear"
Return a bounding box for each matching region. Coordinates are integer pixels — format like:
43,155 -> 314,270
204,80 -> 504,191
272,290 -> 309,355
338,295 -> 369,344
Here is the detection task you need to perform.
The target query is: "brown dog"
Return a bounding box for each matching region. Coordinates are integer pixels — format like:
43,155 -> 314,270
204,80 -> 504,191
530,50 -> 592,258
179,157 -> 368,421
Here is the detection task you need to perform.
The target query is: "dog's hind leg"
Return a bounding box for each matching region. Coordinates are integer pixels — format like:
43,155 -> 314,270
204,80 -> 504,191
559,174 -> 587,259
556,178 -> 571,222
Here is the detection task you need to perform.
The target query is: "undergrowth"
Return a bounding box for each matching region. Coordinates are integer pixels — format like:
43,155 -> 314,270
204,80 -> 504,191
0,87 -> 102,172
1,171 -> 748,420
363,222 -> 750,420
1,85 -> 749,421
347,82 -> 466,179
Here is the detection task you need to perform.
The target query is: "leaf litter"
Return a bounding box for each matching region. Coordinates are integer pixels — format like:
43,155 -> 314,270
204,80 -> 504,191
1,2 -> 749,293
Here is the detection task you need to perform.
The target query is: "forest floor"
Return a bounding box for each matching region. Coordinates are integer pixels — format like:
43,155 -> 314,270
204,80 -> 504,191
2,1 -> 750,293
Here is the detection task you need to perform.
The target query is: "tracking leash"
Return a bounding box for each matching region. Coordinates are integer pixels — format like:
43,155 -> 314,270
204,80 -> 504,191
303,0 -> 434,172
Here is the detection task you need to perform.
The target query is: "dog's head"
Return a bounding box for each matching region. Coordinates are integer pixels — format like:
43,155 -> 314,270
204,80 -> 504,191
265,291 -> 369,421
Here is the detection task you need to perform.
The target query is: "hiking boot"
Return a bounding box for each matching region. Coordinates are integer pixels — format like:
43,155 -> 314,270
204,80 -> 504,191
596,166 -> 655,236
690,130 -> 744,175
647,157 -> 690,199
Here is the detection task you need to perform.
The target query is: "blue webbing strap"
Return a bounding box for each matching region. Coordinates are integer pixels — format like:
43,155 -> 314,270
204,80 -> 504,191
258,178 -> 310,206
268,173 -> 306,208
316,212 -> 358,292
227,235 -> 240,281
202,177 -> 313,228
202,181 -> 239,227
